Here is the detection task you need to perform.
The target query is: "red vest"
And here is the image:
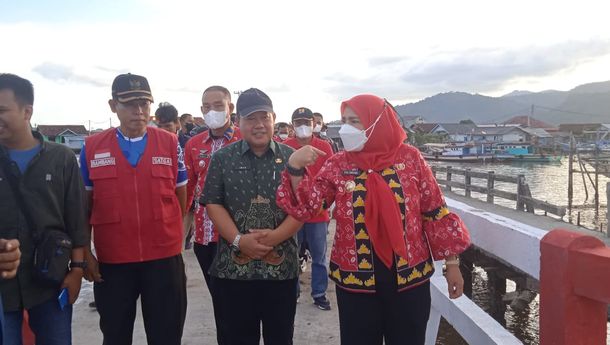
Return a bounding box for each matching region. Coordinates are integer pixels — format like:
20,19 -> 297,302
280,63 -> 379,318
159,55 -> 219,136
85,127 -> 183,263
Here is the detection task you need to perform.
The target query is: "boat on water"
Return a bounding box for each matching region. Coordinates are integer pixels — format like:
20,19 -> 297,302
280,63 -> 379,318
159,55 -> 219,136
492,143 -> 562,163
421,142 -> 498,162
508,154 -> 563,163
422,153 -> 497,163
421,142 -> 561,163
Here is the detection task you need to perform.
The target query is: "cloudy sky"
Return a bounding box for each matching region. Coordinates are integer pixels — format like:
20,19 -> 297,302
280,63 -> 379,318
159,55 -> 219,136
2,0 -> 609,128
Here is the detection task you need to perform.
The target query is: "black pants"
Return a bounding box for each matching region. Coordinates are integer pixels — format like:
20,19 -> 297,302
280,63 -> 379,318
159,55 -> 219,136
336,253 -> 431,345
94,255 -> 187,345
215,278 -> 298,345
193,242 -> 228,345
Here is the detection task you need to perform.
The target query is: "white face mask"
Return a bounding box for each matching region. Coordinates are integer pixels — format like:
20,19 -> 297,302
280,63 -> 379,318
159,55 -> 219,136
339,124 -> 367,152
278,133 -> 289,140
204,110 -> 228,129
313,124 -> 322,133
339,110 -> 384,152
295,125 -> 313,139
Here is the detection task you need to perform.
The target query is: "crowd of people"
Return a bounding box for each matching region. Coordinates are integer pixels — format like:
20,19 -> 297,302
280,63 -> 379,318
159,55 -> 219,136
0,72 -> 471,345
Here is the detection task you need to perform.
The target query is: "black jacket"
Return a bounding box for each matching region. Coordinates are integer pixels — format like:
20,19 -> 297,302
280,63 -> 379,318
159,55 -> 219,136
0,132 -> 89,311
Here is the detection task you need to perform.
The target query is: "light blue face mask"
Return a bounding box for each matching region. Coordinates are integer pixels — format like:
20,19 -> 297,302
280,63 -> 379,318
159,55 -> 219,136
295,125 -> 313,138
204,110 -> 228,129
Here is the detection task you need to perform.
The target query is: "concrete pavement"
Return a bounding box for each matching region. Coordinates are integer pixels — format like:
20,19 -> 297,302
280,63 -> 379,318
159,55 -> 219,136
72,221 -> 341,345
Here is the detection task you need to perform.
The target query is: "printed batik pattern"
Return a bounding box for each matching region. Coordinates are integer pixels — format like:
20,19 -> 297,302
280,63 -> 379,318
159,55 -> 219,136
193,137 -> 227,245
277,144 -> 471,293
327,168 -> 434,292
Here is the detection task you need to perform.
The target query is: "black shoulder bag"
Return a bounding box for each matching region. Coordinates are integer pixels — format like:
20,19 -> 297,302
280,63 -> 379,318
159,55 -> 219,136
0,156 -> 72,287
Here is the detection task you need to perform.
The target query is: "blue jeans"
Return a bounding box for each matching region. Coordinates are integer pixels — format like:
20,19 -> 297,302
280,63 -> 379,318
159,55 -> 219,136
297,222 -> 329,298
1,295 -> 4,344
3,297 -> 72,345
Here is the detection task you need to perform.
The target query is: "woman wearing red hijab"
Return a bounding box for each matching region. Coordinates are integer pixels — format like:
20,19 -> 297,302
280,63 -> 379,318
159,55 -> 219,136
276,94 -> 471,345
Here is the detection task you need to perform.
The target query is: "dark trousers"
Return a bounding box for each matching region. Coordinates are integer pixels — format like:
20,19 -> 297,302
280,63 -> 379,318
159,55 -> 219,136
193,242 -> 228,345
336,281 -> 431,345
215,278 -> 298,345
94,255 -> 187,345
336,254 -> 431,345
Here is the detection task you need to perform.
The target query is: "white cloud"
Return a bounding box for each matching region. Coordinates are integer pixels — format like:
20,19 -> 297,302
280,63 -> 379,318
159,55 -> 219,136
2,0 -> 610,125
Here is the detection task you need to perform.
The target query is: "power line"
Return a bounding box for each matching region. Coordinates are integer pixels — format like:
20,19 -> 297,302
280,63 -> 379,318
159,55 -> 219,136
532,105 -> 608,118
486,104 -> 608,124
486,107 -> 532,124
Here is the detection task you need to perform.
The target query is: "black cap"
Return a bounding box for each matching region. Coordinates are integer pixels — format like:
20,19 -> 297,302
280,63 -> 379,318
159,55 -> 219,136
111,73 -> 154,103
236,88 -> 273,118
291,107 -> 313,121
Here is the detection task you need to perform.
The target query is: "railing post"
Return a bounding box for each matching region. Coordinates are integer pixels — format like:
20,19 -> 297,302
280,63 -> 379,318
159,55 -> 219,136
465,168 -> 472,198
606,182 -> 609,238
516,174 -> 525,211
540,229 -> 610,345
446,166 -> 452,192
523,183 -> 535,213
487,171 -> 495,204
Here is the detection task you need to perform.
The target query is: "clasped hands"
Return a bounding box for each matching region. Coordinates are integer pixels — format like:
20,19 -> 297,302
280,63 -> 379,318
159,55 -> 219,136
238,229 -> 280,260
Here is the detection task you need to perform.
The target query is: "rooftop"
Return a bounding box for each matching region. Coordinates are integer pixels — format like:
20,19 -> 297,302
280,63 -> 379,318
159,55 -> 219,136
36,125 -> 88,137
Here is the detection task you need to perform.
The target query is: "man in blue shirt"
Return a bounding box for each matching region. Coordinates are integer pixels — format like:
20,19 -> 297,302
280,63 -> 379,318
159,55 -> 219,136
0,73 -> 88,345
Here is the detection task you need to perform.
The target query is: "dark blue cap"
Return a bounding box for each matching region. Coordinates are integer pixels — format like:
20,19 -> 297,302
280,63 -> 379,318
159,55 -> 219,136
291,107 -> 313,121
111,73 -> 154,103
236,88 -> 273,118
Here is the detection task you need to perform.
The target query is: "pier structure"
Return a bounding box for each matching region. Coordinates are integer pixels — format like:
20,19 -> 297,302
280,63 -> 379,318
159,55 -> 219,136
425,192 -> 610,344
21,191 -> 610,344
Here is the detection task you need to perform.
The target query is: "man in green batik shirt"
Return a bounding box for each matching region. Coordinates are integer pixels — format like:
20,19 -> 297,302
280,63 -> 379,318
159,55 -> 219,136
201,88 -> 303,345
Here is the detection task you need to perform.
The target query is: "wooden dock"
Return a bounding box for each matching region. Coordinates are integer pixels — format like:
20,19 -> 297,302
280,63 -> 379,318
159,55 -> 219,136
431,166 -> 566,218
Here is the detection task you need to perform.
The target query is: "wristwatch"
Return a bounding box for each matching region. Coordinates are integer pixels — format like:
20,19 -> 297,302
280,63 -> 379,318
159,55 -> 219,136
231,234 -> 242,251
69,261 -> 88,269
286,163 -> 305,176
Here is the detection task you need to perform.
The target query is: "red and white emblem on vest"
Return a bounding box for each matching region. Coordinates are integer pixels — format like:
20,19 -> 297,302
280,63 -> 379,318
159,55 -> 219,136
152,157 -> 172,166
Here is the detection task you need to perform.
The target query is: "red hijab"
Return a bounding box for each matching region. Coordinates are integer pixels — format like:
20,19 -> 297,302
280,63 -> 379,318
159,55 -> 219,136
340,94 -> 408,268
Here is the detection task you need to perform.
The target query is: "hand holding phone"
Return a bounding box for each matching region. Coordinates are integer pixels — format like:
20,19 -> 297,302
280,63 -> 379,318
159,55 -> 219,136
58,287 -> 69,310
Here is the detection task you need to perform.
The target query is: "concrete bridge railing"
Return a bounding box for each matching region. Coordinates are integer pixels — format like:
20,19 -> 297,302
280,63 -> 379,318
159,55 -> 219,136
540,229 -> 610,345
427,196 -> 610,345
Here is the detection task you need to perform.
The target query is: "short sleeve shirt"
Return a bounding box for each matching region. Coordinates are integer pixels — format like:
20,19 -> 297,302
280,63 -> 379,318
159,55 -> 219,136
201,140 -> 298,280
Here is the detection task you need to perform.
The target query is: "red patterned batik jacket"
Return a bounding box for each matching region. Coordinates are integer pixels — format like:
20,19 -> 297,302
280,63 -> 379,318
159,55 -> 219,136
277,144 -> 471,293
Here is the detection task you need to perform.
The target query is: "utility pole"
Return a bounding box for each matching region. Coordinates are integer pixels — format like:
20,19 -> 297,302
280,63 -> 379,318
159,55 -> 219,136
109,117 -> 112,128
564,133 -> 568,222
88,120 -> 91,135
529,105 -> 533,127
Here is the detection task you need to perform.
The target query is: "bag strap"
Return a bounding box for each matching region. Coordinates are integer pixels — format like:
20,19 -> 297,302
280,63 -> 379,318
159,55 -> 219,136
0,154 -> 41,241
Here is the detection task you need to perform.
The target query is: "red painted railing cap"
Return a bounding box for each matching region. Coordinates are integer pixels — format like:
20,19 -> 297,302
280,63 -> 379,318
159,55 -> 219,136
542,228 -> 605,250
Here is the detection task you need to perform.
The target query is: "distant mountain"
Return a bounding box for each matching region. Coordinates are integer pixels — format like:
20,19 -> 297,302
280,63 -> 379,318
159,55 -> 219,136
502,90 -> 534,97
570,80 -> 610,94
395,81 -> 610,125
